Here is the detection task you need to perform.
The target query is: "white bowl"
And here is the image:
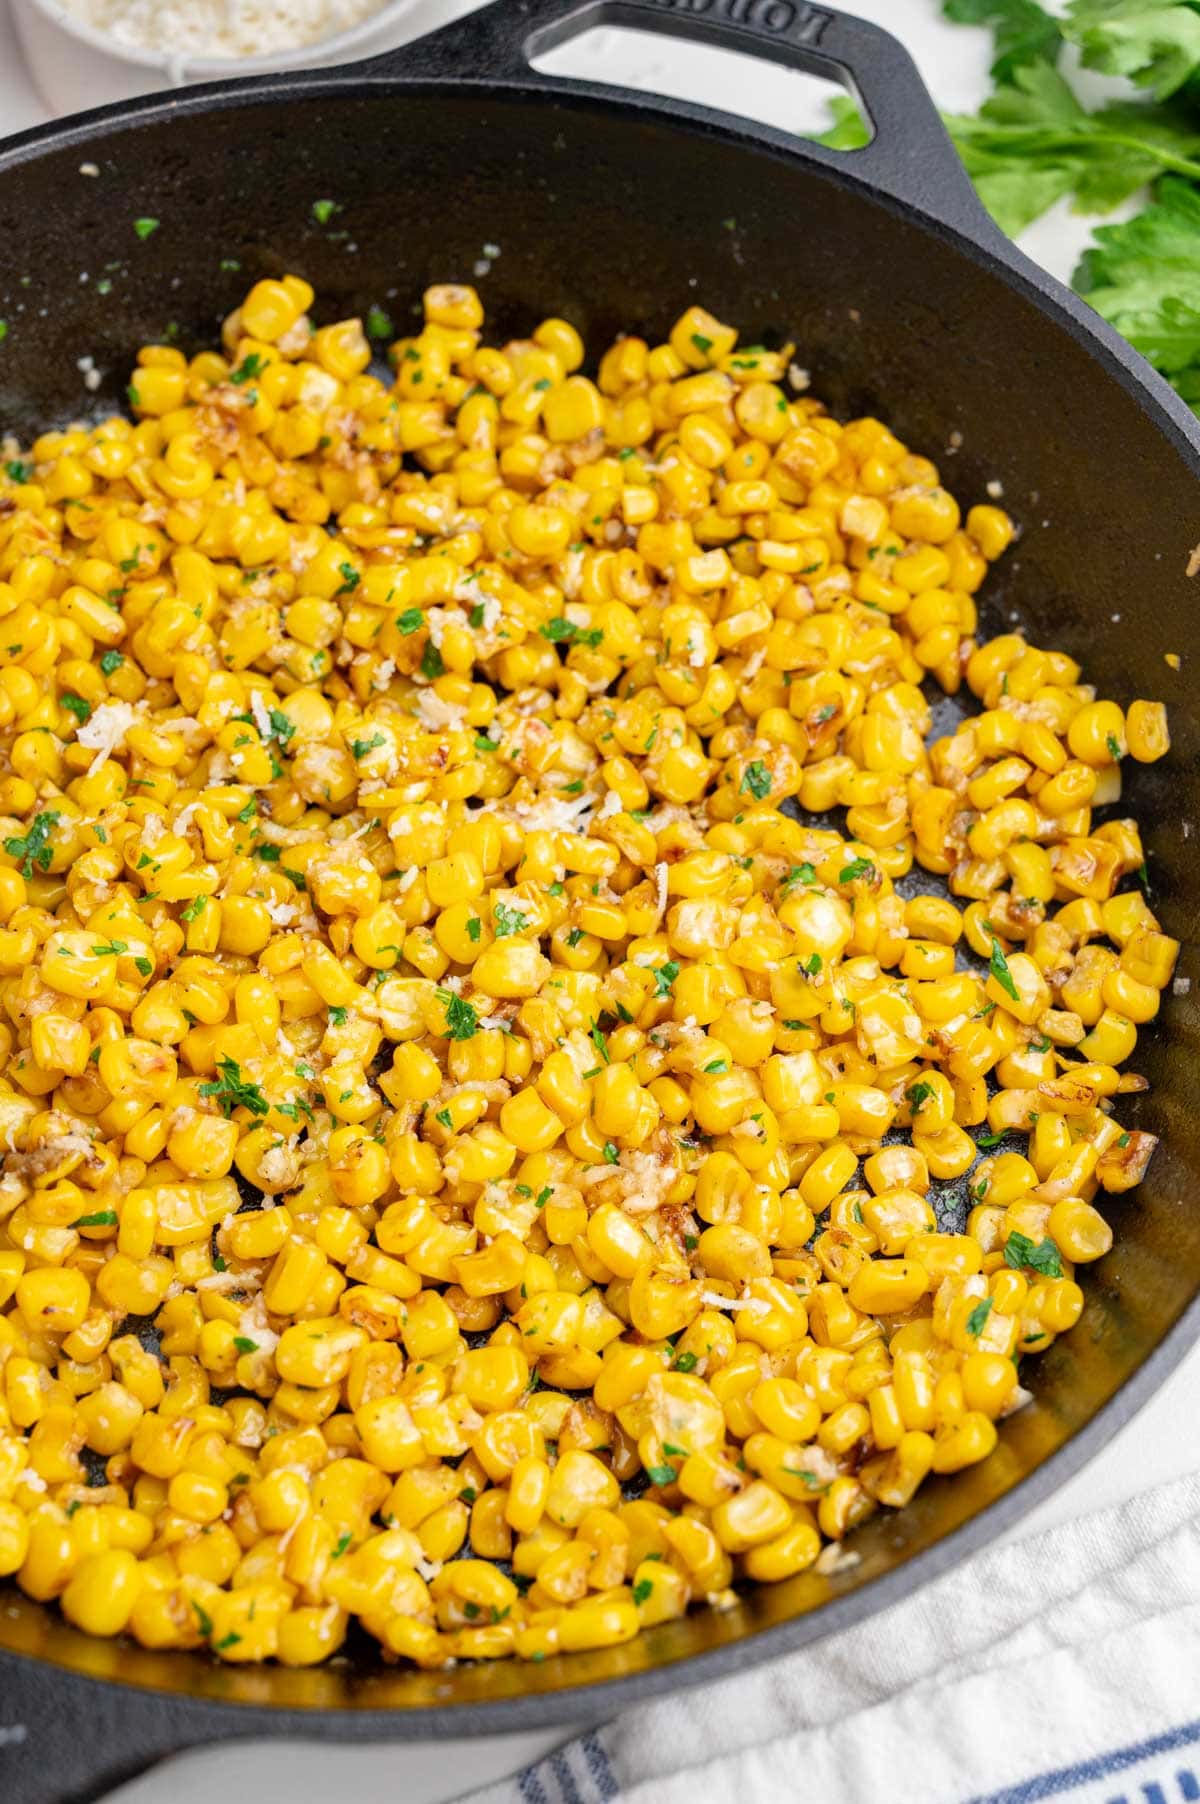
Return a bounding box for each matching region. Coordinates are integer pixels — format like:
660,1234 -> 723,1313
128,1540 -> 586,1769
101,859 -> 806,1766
10,0 -> 437,118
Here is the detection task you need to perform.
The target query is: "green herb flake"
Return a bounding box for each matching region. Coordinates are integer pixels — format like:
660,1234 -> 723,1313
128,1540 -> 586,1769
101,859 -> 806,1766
989,936 -> 1020,1002
133,217 -> 160,239
1004,1230 -> 1065,1278
740,759 -> 772,800
4,810 -> 59,877
199,1055 -> 270,1119
966,1297 -> 994,1337
437,990 -> 479,1041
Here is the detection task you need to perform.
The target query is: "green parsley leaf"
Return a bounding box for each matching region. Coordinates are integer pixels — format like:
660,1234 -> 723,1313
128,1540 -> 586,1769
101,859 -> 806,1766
632,1577 -> 655,1604
312,199 -> 340,224
331,1531 -> 352,1558
180,896 -> 207,923
133,216 -> 160,239
420,641 -> 446,681
539,616 -> 603,648
192,1600 -> 214,1637
61,692 -> 91,723
740,759 -> 772,800
966,1297 -> 994,1337
437,990 -> 479,1040
233,1335 -> 258,1354
396,607 -> 425,635
100,649 -> 124,675
989,936 -> 1020,1001
1064,0 -> 1200,101
350,732 -> 386,760
603,1141 -> 619,1164
654,960 -> 680,998
230,351 -> 265,386
199,1055 -> 269,1118
645,1463 -> 678,1486
907,1078 -> 935,1113
944,59 -> 1200,239
329,1006 -> 348,1026
366,305 -> 393,340
810,93 -> 873,151
6,459 -> 32,483
4,811 -> 59,877
943,0 -> 1063,84
839,856 -> 876,884
215,1631 -> 242,1651
71,1209 -> 118,1228
672,1350 -> 698,1372
493,902 -> 530,937
1004,1229 -> 1065,1277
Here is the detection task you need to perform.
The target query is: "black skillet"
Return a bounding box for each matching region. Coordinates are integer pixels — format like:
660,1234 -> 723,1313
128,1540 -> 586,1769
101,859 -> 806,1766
1,2 -> 1199,1799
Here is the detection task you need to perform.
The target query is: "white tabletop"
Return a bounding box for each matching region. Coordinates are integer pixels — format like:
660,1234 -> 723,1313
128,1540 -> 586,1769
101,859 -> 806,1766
1,2 -> 1196,1798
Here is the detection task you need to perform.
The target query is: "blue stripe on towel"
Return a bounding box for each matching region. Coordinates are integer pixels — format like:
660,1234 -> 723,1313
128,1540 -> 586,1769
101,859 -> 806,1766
967,1718 -> 1200,1804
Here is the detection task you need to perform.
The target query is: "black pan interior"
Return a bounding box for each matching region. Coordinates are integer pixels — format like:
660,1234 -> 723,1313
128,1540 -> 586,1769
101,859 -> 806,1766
0,76 -> 1198,1725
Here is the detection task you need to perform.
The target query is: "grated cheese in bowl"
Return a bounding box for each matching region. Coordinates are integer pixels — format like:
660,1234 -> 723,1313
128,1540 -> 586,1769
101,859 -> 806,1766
53,0 -> 397,59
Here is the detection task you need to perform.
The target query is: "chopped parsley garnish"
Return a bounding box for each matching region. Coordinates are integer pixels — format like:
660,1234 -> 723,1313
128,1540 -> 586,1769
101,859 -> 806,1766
740,759 -> 772,800
180,896 -> 207,923
1107,733 -> 1122,760
230,351 -> 265,386
645,1463 -> 678,1486
329,1006 -> 348,1026
350,733 -> 386,760
61,692 -> 91,723
907,1079 -> 935,1112
988,936 -> 1019,1002
654,961 -> 680,998
965,1297 -> 993,1338
233,1336 -> 258,1355
421,641 -> 446,681
493,902 -> 529,937
366,306 -> 393,340
199,1055 -> 269,1118
539,616 -> 603,648
603,1141 -> 619,1164
4,810 -> 59,876
335,560 -> 361,596
100,649 -> 124,675
1004,1231 -> 1064,1279
437,990 -> 479,1040
632,1577 -> 655,1604
672,1350 -> 698,1372
6,459 -> 32,483
71,1210 -> 118,1228
312,199 -> 340,224
133,217 -> 159,239
839,857 -> 876,883
396,607 -> 425,635
690,332 -> 713,354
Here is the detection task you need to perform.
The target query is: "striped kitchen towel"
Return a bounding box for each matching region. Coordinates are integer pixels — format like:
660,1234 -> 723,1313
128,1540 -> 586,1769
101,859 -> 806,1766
460,1470 -> 1200,1804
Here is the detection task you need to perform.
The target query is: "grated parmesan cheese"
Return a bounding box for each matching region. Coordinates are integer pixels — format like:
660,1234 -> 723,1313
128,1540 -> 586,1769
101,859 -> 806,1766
77,700 -> 136,775
57,0 -> 391,58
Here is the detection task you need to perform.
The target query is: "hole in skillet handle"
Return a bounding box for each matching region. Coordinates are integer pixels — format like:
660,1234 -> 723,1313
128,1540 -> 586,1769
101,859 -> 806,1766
355,0 -> 1000,246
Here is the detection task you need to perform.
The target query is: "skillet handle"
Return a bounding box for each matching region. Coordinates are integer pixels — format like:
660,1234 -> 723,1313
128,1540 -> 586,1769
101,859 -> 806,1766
373,0 -> 996,241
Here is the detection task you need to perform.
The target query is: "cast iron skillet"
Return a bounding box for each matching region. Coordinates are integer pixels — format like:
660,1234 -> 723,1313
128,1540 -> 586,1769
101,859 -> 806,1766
1,2 -> 1199,1797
